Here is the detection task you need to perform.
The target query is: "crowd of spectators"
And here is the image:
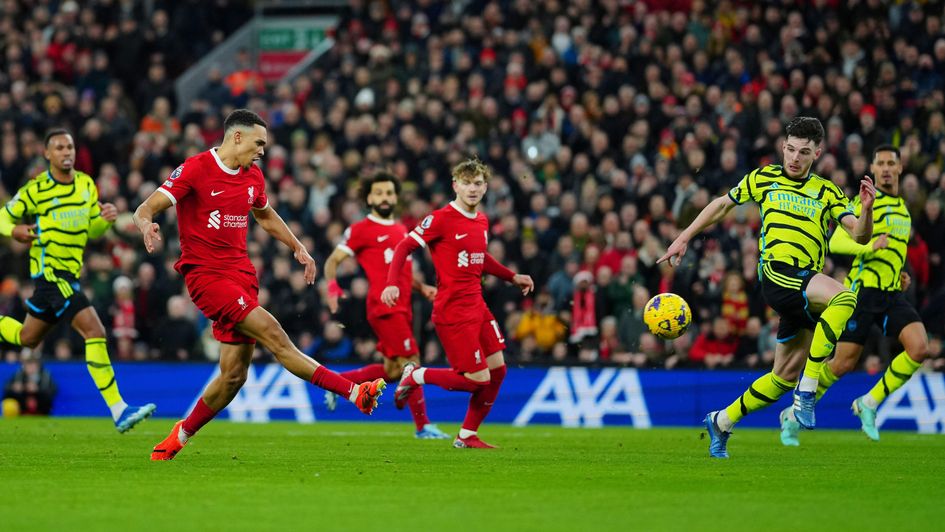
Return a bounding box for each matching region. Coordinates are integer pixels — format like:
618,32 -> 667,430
2,0 -> 945,373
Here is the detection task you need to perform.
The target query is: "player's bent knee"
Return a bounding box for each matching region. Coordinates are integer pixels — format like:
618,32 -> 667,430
19,332 -> 41,349
908,342 -> 930,362
832,357 -> 856,376
465,369 -> 491,386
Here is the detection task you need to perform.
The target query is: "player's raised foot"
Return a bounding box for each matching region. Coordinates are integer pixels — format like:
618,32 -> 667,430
793,390 -> 816,429
704,411 -> 730,458
416,423 -> 450,439
115,403 -> 157,433
453,434 -> 497,449
779,406 -> 800,447
394,362 -> 418,410
323,390 -> 338,412
151,420 -> 187,461
355,378 -> 386,415
852,397 -> 880,441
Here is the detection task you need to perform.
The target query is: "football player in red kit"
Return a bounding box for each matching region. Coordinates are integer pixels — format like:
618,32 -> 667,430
322,171 -> 448,439
134,109 -> 385,460
381,159 -> 534,448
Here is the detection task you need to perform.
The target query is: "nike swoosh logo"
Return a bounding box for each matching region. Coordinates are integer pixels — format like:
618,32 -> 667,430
377,235 -> 390,242
455,233 -> 468,240
210,190 -> 224,196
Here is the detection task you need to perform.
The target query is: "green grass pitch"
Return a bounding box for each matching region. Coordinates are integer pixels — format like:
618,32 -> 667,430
2,418 -> 944,531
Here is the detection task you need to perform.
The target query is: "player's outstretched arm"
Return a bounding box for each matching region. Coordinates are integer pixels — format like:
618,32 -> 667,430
381,236 -> 422,307
840,175 -> 875,245
323,247 -> 350,313
252,205 -> 317,285
133,191 -> 174,253
658,194 -> 736,267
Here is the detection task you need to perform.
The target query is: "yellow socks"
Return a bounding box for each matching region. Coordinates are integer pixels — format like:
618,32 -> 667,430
866,351 -> 922,407
800,290 -> 857,391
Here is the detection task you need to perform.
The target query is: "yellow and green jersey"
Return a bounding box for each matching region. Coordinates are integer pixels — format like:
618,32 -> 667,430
0,170 -> 112,278
728,164 -> 854,272
829,191 -> 909,291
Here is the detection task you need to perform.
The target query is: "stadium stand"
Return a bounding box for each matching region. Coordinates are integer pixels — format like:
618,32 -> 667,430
1,0 -> 943,373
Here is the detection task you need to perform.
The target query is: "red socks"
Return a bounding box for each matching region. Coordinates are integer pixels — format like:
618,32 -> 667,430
341,362 -> 430,430
408,386 -> 430,430
461,365 -> 507,433
340,363 -> 388,384
421,368 -> 484,392
182,398 -> 218,436
310,365 -> 356,397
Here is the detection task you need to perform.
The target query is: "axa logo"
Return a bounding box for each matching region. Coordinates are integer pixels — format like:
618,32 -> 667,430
195,364 -> 314,423
457,250 -> 484,268
877,372 -> 945,433
207,209 -> 221,229
514,367 -> 651,428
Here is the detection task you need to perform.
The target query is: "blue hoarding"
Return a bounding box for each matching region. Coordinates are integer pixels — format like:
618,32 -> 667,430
1,362 -> 943,433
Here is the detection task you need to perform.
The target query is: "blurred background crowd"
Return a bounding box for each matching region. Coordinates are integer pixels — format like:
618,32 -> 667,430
1,0 -> 944,374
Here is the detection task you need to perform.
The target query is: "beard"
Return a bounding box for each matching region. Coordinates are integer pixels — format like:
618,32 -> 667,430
372,203 -> 394,218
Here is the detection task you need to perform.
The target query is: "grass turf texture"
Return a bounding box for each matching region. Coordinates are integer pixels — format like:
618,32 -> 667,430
1,418 -> 944,531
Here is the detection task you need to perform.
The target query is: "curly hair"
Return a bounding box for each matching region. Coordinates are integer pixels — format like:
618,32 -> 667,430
784,116 -> 825,145
359,171 -> 401,203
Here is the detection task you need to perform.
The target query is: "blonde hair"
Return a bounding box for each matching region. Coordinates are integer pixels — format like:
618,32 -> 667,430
451,158 -> 492,183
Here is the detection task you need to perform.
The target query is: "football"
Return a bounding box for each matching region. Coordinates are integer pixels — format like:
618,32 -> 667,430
643,293 -> 692,340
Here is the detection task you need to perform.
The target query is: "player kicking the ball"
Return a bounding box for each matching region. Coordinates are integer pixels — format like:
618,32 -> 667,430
322,171 -> 448,439
134,109 -> 385,460
381,158 -> 534,448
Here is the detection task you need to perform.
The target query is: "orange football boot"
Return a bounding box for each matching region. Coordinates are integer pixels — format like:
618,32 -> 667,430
151,420 -> 187,461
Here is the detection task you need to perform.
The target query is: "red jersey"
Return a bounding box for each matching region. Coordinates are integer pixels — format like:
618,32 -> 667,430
337,214 -> 413,319
409,201 -> 490,325
157,148 -> 268,274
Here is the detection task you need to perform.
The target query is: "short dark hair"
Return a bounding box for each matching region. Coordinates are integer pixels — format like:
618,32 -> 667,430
784,116 -> 825,145
872,144 -> 900,160
360,171 -> 401,203
223,109 -> 267,134
44,128 -> 71,147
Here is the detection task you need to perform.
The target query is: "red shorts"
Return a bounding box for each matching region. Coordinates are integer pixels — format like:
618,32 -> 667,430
368,312 -> 418,359
435,308 -> 506,374
183,266 -> 259,344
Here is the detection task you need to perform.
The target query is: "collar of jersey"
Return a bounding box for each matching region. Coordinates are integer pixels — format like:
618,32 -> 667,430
449,201 -> 478,219
367,214 -> 394,225
776,165 -> 811,185
211,148 -> 239,175
46,169 -> 76,185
